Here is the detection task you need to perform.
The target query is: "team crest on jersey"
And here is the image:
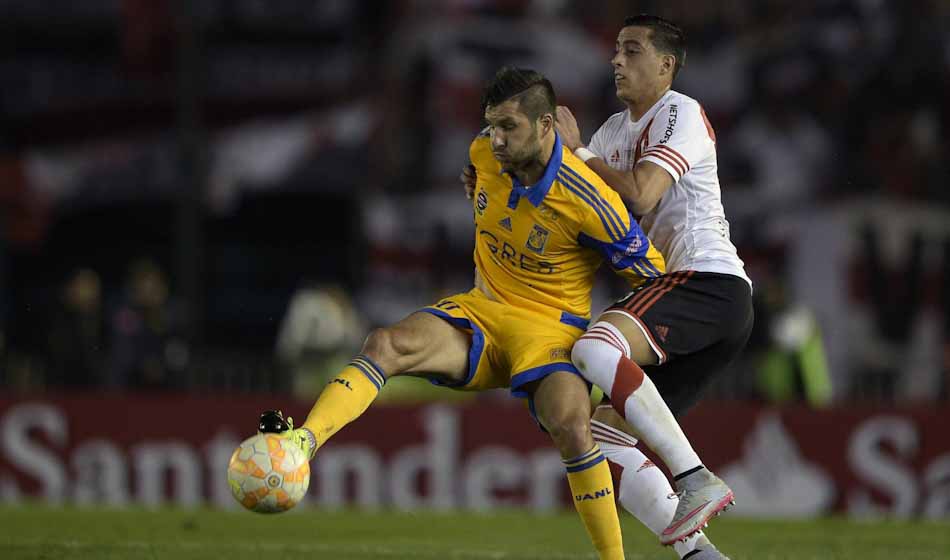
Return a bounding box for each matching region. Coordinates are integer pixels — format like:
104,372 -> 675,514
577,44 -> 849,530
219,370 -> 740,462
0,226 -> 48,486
610,149 -> 620,163
526,224 -> 549,254
499,216 -> 512,231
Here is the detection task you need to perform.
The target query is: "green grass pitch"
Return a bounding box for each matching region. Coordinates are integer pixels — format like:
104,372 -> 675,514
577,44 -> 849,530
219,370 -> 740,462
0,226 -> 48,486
1,505 -> 947,559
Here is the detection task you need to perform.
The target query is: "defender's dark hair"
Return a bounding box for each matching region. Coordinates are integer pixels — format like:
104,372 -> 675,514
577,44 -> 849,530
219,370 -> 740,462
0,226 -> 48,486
481,66 -> 556,122
623,14 -> 686,78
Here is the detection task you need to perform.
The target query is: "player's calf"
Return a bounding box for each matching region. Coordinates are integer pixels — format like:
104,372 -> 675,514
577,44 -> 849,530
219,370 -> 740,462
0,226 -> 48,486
532,371 -> 625,559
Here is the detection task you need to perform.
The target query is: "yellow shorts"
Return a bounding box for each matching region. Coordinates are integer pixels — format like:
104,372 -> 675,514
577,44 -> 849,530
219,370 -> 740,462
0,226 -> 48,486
418,288 -> 589,398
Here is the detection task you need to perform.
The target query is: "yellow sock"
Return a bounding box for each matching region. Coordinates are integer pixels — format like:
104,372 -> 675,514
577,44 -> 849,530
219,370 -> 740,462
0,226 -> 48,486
564,445 -> 625,560
302,355 -> 386,450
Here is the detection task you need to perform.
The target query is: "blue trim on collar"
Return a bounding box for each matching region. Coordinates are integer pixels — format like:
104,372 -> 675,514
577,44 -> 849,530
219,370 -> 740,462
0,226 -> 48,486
506,133 -> 563,209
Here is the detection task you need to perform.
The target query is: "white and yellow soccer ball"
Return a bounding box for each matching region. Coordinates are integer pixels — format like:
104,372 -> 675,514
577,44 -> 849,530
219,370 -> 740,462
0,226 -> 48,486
227,433 -> 310,513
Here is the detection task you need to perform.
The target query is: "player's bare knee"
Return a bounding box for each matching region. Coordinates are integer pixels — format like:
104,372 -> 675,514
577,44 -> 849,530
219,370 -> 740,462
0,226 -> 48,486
361,328 -> 392,364
541,410 -> 593,457
361,327 -> 423,375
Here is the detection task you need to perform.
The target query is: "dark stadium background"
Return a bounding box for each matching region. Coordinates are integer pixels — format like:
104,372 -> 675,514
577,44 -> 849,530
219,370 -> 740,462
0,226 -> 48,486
1,0 -> 949,534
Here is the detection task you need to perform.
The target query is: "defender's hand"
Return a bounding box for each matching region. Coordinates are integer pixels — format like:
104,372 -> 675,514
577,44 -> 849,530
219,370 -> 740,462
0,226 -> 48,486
556,106 -> 584,152
461,164 -> 477,199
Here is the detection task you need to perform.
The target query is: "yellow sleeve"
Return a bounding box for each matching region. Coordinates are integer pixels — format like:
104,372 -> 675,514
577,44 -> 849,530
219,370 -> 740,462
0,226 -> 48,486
561,164 -> 666,284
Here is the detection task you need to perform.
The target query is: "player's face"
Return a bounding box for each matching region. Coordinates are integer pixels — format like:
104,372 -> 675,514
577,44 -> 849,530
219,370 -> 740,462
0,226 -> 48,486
612,26 -> 667,102
484,99 -> 544,168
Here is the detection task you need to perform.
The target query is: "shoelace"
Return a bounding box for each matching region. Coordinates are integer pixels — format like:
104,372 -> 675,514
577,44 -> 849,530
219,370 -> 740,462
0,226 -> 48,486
284,416 -> 317,460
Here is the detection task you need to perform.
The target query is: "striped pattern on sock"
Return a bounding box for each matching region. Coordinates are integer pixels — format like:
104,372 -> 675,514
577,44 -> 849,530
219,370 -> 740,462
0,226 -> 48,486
591,419 -> 639,448
563,445 -> 606,473
349,355 -> 387,391
580,322 -> 631,357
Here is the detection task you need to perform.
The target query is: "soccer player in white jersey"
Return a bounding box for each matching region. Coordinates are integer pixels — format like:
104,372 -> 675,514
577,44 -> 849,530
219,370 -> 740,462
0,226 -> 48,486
556,14 -> 754,550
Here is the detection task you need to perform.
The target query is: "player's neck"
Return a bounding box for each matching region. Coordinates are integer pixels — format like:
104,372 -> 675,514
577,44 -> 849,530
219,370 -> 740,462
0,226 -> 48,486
626,85 -> 671,122
512,132 -> 556,187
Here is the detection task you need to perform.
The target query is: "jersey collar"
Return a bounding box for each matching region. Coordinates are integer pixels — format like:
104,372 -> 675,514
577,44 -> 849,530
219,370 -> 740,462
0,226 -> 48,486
627,89 -> 674,127
505,132 -> 563,209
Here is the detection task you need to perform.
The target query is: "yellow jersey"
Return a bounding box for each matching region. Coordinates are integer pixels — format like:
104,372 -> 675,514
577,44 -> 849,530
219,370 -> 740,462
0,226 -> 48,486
470,131 -> 665,325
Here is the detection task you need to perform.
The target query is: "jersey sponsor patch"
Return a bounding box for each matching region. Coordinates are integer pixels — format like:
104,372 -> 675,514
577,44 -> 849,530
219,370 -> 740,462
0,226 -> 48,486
659,104 -> 678,144
526,224 -> 549,254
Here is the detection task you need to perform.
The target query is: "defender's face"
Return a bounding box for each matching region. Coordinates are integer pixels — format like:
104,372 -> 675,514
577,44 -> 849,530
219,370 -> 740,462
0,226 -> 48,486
612,26 -> 666,102
484,99 -> 543,168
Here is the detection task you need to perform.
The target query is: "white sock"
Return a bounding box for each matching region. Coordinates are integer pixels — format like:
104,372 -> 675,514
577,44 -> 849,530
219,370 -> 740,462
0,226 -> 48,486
592,419 -> 703,558
573,322 -> 702,475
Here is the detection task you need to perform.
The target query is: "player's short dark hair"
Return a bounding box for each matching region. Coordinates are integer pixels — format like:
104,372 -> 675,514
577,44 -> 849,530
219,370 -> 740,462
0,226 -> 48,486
623,14 -> 686,78
481,66 -> 556,122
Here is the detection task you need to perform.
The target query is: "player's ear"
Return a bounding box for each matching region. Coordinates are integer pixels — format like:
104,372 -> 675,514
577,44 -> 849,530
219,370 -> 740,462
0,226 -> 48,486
660,53 -> 675,77
539,113 -> 554,136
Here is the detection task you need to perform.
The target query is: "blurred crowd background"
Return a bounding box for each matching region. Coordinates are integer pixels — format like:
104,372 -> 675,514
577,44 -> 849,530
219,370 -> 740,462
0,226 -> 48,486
2,0 -> 948,405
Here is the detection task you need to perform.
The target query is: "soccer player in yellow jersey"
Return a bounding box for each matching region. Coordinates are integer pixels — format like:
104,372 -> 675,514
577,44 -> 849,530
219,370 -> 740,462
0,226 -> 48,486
263,67 -> 663,560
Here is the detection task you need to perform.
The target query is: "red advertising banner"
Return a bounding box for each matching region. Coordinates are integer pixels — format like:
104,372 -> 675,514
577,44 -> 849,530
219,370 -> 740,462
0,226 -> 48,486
0,395 -> 947,518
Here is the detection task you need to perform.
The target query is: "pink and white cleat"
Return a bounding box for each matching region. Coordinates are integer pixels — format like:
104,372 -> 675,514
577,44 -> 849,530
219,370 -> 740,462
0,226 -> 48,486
660,469 -> 735,546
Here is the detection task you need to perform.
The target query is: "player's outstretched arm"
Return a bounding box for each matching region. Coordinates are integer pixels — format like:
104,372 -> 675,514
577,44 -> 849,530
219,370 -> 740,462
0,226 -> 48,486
556,105 -> 673,216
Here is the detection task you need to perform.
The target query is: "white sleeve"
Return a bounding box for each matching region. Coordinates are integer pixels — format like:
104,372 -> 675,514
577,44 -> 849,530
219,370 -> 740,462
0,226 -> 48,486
588,121 -> 609,160
639,101 -> 715,182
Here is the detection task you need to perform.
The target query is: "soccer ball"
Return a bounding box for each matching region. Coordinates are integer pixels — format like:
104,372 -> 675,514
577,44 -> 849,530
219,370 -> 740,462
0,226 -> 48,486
227,433 -> 310,513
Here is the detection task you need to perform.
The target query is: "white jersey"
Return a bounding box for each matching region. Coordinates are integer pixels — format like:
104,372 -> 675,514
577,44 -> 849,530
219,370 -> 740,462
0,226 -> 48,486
589,90 -> 751,288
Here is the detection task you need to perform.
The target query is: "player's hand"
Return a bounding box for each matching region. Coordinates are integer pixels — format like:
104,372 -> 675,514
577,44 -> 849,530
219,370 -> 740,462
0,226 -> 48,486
556,106 -> 584,152
460,164 -> 477,199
